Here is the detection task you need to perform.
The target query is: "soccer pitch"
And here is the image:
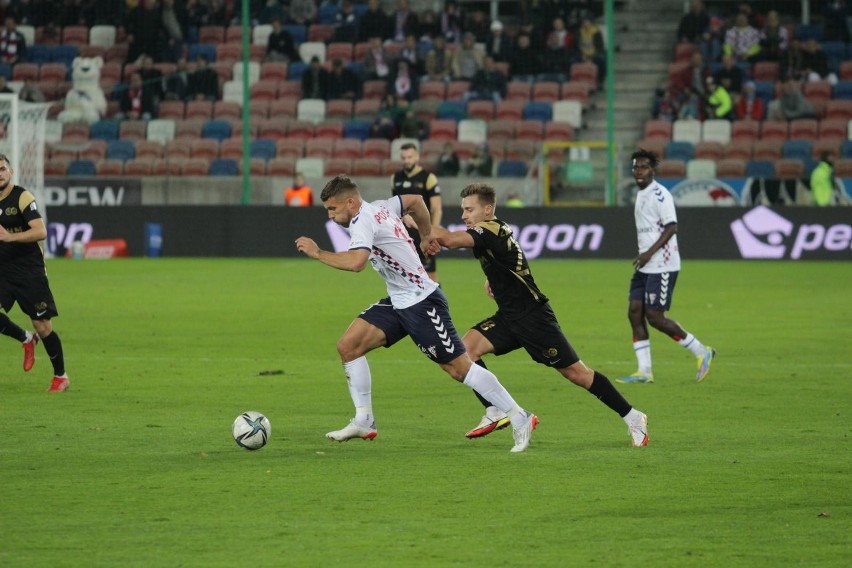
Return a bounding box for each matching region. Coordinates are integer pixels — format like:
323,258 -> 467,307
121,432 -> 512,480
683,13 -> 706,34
1,258 -> 849,567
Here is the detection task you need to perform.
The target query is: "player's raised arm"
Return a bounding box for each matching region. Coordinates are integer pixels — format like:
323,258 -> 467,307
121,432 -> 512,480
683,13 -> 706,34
431,225 -> 475,250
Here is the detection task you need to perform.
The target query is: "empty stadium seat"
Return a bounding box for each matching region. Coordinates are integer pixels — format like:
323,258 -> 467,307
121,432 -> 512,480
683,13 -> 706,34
694,141 -> 724,161
165,141 -> 192,160
552,100 -> 583,129
67,159 -> 96,176
716,159 -> 746,177
532,81 -> 560,103
201,119 -> 232,141
191,139 -> 220,160
496,160 -> 527,177
732,120 -> 760,142
297,98 -> 327,123
118,120 -> 147,141
124,158 -> 153,176
80,141 -> 107,162
664,141 -> 695,162
419,80 -> 447,101
672,119 -> 701,144
686,159 -> 717,179
96,159 -> 124,176
644,120 -> 673,141
363,139 -> 391,160
315,120 -> 344,139
753,139 -> 783,160
657,160 -> 686,177
745,160 -> 775,177
428,119 -> 457,140
90,120 -> 120,141
147,119 -> 176,144
782,139 -> 813,161
522,101 -> 552,122
209,158 -> 238,176
753,61 -> 779,82
789,119 -> 818,141
266,157 -> 297,177
436,100 -> 467,121
333,139 -> 362,159
774,158 -> 804,179
761,120 -> 789,140
342,119 -> 371,140
702,119 -> 731,144
516,120 -> 544,140
352,158 -> 382,176
259,118 -> 291,140
106,139 -> 135,161
506,82 -> 531,102
250,139 -> 276,161
446,81 -> 470,101
457,119 -> 487,143
362,80 -> 386,99
811,138 -> 841,160
544,122 -> 574,141
325,99 -> 353,120
135,140 -> 164,160
327,42 -> 354,63
276,139 -> 305,159
298,41 -> 327,63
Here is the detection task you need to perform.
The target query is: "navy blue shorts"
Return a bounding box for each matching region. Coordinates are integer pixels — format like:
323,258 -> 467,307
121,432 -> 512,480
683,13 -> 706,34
358,288 -> 466,364
628,270 -> 679,312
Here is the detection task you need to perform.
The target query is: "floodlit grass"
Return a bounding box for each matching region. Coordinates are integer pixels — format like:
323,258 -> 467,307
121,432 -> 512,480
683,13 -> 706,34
1,258 -> 849,567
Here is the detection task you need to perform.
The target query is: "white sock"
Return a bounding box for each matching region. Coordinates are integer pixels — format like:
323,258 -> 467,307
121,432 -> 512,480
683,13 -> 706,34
677,333 -> 708,358
623,407 -> 644,424
462,363 -> 525,428
633,339 -> 652,375
343,357 -> 373,423
24,331 -> 33,343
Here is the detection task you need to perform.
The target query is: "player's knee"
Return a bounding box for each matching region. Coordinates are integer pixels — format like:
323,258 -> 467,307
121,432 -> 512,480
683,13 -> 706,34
646,311 -> 666,329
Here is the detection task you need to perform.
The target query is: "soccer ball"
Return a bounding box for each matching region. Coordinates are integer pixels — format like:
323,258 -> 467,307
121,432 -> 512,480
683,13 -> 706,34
232,411 -> 271,450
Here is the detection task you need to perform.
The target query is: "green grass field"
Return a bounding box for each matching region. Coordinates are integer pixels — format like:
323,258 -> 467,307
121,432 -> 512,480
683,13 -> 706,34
1,258 -> 849,567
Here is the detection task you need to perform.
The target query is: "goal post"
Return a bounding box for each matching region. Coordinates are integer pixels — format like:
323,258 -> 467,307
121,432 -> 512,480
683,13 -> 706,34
0,93 -> 50,218
540,140 -> 619,206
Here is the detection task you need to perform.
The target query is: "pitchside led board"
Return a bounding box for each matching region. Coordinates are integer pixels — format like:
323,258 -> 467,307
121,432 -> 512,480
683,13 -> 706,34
45,205 -> 852,261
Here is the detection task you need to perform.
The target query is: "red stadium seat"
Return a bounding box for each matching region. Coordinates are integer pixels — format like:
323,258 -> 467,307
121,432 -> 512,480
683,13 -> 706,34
124,158 -> 154,176
446,81 -> 470,100
96,159 -> 124,176
325,99 -> 353,120
304,138 -> 333,159
644,120 -> 673,141
352,157 -> 382,176
324,158 -> 352,176
753,139 -> 783,160
789,119 -> 818,141
266,157 -> 297,176
333,138 -> 362,159
135,140 -> 164,160
495,101 -> 524,121
505,81 -> 531,102
428,119 -> 457,140
515,120 -> 544,140
269,97 -> 298,118
119,121 -> 147,141
544,121 -> 574,141
760,120 -> 789,140
190,139 -> 219,160
315,120 -> 344,139
657,159 -> 686,177
259,118 -> 291,140
716,159 -> 746,177
466,100 -> 494,120
487,119 -> 515,140
419,81 -> 446,101
363,139 -> 391,160
694,141 -> 724,161
532,81 -> 560,103
774,158 -> 804,179
731,120 -> 759,142
276,139 -> 305,159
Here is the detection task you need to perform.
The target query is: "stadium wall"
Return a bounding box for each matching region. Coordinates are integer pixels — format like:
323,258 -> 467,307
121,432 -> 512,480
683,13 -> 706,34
45,204 -> 852,261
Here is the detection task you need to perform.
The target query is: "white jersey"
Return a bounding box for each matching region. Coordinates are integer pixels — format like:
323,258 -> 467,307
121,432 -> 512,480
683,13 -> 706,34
348,196 -> 438,309
634,180 -> 681,273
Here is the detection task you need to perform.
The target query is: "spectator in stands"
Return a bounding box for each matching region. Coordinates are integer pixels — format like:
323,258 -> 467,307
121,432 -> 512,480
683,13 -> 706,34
508,33 -> 542,82
359,0 -> 390,42
257,0 -> 285,25
139,55 -> 165,104
118,72 -> 156,120
424,35 -> 452,82
703,76 -> 733,120
370,93 -> 403,140
486,19 -> 512,63
161,0 -> 187,63
326,59 -> 361,100
435,143 -> 460,177
723,12 -> 761,64
398,33 -> 423,76
266,16 -> 300,63
677,0 -> 710,44
165,56 -> 191,101
188,53 -> 220,100
184,0 -> 207,43
289,0 -> 317,27
735,81 -> 765,120
364,36 -> 392,80
18,78 -> 45,102
418,9 -> 440,41
125,0 -> 166,63
578,14 -> 606,87
466,143 -> 493,177
331,0 -> 358,43
466,56 -> 506,103
822,0 -> 849,44
758,9 -> 788,62
285,173 -> 314,207
767,78 -> 816,121
205,0 -> 227,26
389,60 -> 418,102
539,27 -> 574,82
0,16 -> 26,64
679,87 -> 701,119
698,15 -> 724,63
439,0 -> 464,43
810,153 -> 837,206
505,191 -> 526,207
517,19 -> 545,51
451,32 -> 483,81
680,50 -> 710,97
302,56 -> 329,99
391,0 -> 419,43
800,38 -> 838,85
780,38 -> 805,81
0,75 -> 12,94
466,9 -> 490,43
651,83 -> 681,121
713,53 -> 743,95
399,106 -> 426,139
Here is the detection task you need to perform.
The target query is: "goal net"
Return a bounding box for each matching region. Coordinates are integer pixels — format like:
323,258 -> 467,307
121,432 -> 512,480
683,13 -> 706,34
0,93 -> 50,220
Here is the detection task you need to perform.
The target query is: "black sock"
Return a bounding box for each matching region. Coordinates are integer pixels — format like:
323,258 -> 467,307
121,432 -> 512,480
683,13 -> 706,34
0,312 -> 27,342
588,371 -> 632,417
472,359 -> 493,408
41,331 -> 65,377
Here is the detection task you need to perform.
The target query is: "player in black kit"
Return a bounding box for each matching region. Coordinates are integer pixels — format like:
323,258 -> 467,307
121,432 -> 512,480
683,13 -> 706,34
429,183 -> 649,447
391,142 -> 442,282
0,153 -> 71,392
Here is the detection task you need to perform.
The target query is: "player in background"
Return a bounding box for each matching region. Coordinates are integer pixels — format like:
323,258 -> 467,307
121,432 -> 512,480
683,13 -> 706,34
430,183 -> 648,447
295,175 -> 538,453
618,149 -> 715,385
0,153 -> 70,392
391,142 -> 442,283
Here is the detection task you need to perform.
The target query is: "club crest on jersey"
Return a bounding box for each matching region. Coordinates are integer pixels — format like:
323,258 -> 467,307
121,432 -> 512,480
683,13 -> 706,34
402,181 -> 412,188
420,344 -> 438,359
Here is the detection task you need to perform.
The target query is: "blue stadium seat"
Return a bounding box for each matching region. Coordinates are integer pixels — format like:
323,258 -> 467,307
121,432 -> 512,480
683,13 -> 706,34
782,140 -> 813,161
250,139 -> 276,161
318,4 -> 340,25
745,160 -> 775,178
209,158 -> 238,176
754,81 -> 774,103
523,101 -> 553,122
436,100 -> 467,121
833,81 -> 852,100
106,139 -> 136,161
90,119 -> 120,141
0,62 -> 10,80
841,140 -> 852,158
497,160 -> 528,177
346,61 -> 365,80
821,41 -> 846,73
51,44 -> 79,68
67,159 -> 96,176
188,43 -> 217,62
288,61 -> 307,80
342,119 -> 371,140
794,24 -> 822,42
27,44 -> 51,64
283,25 -> 306,45
664,141 -> 695,162
803,158 -> 820,177
201,119 -> 232,141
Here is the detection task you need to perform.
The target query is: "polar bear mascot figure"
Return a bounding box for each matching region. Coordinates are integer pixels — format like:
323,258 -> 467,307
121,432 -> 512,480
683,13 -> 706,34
57,56 -> 107,124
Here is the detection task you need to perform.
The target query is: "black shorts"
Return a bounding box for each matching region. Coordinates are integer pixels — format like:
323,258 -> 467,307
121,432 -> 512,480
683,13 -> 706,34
358,288 -> 465,364
471,302 -> 579,369
628,270 -> 679,312
0,275 -> 59,320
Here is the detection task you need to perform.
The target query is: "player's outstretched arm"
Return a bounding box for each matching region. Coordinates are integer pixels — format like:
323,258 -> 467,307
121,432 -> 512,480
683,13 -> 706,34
431,225 -> 475,250
295,236 -> 371,272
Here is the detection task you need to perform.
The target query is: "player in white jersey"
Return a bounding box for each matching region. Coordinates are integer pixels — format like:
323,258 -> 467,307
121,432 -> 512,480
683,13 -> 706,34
295,175 -> 538,452
618,149 -> 716,385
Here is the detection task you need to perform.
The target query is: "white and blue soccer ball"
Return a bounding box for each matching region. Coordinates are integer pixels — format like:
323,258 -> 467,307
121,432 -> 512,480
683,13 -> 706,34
232,411 -> 271,450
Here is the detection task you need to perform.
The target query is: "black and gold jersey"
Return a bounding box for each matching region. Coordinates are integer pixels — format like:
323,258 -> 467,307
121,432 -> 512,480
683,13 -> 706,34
390,166 -> 440,212
0,185 -> 45,278
467,218 -> 548,318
